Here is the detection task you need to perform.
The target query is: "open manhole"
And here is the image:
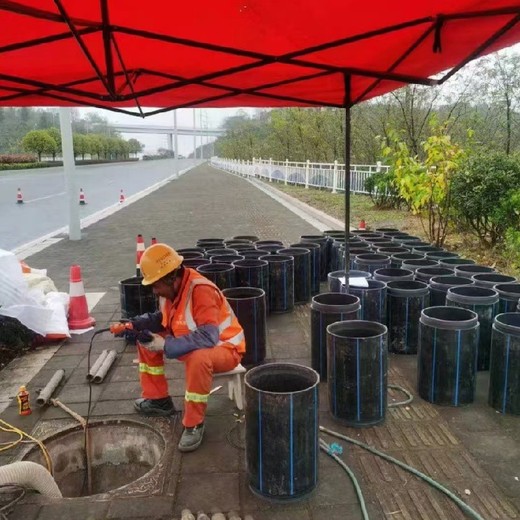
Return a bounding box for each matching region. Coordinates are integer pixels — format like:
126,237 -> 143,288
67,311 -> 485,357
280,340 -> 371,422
23,420 -> 165,498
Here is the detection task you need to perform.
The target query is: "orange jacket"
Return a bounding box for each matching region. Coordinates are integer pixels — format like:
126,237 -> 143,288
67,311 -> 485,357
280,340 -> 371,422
161,268 -> 245,356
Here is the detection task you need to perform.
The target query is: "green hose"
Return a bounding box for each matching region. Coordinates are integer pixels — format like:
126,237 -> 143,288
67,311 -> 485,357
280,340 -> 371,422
319,438 -> 369,520
387,384 -> 413,407
319,426 -> 486,520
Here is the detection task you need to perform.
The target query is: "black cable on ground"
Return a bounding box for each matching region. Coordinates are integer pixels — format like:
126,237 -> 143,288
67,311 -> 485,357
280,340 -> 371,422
226,414 -> 245,450
82,327 -> 110,495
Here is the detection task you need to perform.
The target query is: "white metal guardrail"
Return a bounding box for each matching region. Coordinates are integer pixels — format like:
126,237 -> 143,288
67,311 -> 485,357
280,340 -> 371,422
211,157 -> 388,194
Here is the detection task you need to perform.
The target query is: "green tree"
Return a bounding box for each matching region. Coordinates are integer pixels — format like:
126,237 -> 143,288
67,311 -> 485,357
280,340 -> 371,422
73,134 -> 90,160
21,130 -> 57,161
44,127 -> 61,161
127,138 -> 143,156
451,152 -> 520,247
382,118 -> 466,246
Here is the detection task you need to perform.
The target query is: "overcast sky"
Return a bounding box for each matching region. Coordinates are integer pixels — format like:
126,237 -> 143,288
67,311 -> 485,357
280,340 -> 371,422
78,107 -> 253,156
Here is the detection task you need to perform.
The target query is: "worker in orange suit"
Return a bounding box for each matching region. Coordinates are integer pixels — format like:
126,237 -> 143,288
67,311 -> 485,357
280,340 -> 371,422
122,243 -> 245,452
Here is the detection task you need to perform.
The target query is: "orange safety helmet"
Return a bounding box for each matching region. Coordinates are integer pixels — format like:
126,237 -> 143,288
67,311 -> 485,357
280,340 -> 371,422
140,243 -> 184,285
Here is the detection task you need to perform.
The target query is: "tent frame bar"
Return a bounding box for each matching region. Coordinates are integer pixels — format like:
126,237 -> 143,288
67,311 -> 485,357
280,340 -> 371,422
0,2 -> 519,113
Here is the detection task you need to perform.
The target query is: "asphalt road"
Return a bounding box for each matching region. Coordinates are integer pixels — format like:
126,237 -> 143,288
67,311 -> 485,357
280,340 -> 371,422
0,159 -> 199,251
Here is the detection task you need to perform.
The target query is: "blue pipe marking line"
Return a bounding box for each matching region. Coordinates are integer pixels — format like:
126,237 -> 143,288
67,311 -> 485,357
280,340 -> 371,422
379,335 -> 384,417
454,330 -> 461,406
282,263 -> 287,310
404,297 -> 409,349
431,327 -> 437,402
502,334 -> 511,414
379,289 -> 383,322
289,394 -> 294,495
332,336 -> 337,415
258,393 -> 263,492
314,385 -> 318,485
253,297 -> 258,362
319,311 -> 324,375
356,339 -> 361,422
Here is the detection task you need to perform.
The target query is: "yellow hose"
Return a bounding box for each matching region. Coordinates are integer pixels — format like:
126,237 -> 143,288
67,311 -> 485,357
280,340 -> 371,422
0,419 -> 53,475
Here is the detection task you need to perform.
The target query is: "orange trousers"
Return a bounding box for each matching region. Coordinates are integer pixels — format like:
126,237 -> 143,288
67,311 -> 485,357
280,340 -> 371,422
137,344 -> 240,427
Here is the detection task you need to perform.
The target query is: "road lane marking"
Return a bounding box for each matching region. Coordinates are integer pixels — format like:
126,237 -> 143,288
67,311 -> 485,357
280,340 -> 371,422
25,192 -> 66,203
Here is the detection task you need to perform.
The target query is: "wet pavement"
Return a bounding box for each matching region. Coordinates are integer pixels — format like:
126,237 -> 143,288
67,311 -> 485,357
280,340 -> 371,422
0,163 -> 519,519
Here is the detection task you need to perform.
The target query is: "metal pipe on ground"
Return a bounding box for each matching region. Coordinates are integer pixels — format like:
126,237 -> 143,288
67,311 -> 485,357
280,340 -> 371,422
92,350 -> 117,383
86,350 -> 108,381
36,369 -> 65,406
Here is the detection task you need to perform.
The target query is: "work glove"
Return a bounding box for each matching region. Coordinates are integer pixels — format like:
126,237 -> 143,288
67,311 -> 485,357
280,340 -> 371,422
138,333 -> 166,352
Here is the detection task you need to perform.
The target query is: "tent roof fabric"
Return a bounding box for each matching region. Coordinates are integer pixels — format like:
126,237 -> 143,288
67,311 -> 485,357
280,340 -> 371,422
1,1 -> 520,115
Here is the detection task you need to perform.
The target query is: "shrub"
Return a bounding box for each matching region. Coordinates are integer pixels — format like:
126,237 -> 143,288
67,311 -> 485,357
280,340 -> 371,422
0,153 -> 37,164
0,162 -> 42,170
451,153 -> 520,247
364,170 -> 402,209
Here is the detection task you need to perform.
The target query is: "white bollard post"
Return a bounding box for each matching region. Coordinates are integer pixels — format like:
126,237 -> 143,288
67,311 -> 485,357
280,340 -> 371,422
332,159 -> 338,193
285,158 -> 289,185
305,159 -> 310,189
59,107 -> 81,240
269,157 -> 273,182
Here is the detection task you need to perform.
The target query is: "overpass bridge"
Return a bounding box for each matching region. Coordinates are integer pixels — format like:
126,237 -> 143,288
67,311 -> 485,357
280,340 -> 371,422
112,124 -> 225,136
113,123 -> 225,154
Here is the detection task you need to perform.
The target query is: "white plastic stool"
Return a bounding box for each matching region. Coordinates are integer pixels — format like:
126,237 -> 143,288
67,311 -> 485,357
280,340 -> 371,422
213,363 -> 246,410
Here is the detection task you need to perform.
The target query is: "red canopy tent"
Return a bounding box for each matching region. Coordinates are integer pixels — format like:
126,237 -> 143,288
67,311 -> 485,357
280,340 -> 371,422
2,0 -> 520,250
2,1 -> 520,113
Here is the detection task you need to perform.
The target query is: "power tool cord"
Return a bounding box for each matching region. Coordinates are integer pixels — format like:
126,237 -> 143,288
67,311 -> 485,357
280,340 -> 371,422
82,327 -> 110,495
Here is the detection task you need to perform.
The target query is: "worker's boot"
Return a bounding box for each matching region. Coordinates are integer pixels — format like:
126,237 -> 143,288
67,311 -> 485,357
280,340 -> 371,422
178,423 -> 205,452
134,397 -> 175,417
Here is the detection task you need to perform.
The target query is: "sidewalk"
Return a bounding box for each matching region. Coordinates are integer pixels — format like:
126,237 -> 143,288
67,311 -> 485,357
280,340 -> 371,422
0,163 -> 518,520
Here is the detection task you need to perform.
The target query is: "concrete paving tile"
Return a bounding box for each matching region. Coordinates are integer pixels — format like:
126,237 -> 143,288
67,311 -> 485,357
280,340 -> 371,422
116,353 -> 142,366
305,465 -> 361,507
107,497 -> 174,518
36,499 -> 109,520
166,380 -> 186,397
174,472 -> 240,515
42,354 -> 85,371
107,365 -> 139,383
40,401 -> 90,420
66,367 -> 91,386
245,508 -> 311,520
270,343 -> 310,359
308,504 -> 367,519
205,395 -> 238,416
181,440 -> 239,474
91,399 -> 139,416
164,362 -> 186,379
203,415 -> 240,444
239,473 -> 275,513
55,384 -> 103,404
98,381 -> 142,400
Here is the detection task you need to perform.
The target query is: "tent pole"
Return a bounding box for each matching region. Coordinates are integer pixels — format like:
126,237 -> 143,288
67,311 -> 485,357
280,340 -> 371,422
343,73 -> 351,292
59,107 -> 81,241
173,109 -> 179,177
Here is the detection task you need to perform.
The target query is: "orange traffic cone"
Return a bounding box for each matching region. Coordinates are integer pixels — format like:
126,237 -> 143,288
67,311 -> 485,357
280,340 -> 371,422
119,189 -> 125,203
359,220 -> 366,231
68,265 -> 95,330
16,188 -> 24,204
79,188 -> 86,205
151,237 -> 157,245
136,234 -> 145,277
